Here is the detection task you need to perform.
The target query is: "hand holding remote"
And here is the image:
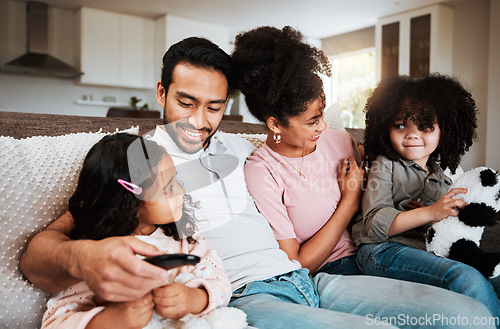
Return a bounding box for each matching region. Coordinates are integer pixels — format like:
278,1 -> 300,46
144,253 -> 200,270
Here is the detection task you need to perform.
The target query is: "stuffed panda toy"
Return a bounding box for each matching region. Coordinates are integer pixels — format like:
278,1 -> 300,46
425,166 -> 500,278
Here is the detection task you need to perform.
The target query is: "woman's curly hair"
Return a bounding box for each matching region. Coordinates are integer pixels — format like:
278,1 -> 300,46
364,74 -> 478,174
231,26 -> 331,126
69,133 -> 198,243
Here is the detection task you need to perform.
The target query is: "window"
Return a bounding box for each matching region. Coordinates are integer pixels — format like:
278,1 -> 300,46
324,49 -> 376,129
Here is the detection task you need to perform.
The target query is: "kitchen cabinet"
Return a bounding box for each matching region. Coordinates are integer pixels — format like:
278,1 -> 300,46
154,15 -> 230,84
76,7 -> 154,89
375,4 -> 453,81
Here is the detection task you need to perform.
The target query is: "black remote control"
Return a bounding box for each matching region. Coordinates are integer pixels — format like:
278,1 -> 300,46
144,253 -> 200,270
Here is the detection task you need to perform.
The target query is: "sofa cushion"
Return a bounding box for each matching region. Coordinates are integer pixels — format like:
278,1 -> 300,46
227,132 -> 266,149
0,126 -> 138,328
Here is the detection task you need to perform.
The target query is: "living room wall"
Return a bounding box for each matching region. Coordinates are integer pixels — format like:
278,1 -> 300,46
0,73 -> 158,117
0,0 -> 497,170
485,0 -> 500,170
451,0 -> 491,170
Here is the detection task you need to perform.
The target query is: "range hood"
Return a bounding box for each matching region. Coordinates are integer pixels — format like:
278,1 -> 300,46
1,2 -> 83,79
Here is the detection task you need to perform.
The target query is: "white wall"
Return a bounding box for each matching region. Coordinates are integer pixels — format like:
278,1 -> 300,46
0,74 -> 158,116
153,14 -> 231,112
451,0 -> 491,170
1,0 -> 497,135
486,0 -> 500,169
0,1 -> 158,117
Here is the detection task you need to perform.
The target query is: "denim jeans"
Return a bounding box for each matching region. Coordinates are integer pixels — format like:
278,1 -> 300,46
315,254 -> 361,275
229,268 -> 495,329
358,241 -> 500,326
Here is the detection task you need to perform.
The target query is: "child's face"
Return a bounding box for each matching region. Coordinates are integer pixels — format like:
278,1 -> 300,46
389,115 -> 440,170
135,155 -> 185,235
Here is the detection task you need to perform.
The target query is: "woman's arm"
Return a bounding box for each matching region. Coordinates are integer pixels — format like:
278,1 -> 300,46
245,144 -> 363,273
20,211 -> 170,300
277,156 -> 364,273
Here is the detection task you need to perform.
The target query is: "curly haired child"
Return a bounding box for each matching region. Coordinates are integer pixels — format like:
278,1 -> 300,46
352,74 -> 500,322
41,133 -> 235,329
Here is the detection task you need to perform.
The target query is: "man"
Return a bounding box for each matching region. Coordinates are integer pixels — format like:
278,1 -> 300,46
21,37 -> 495,329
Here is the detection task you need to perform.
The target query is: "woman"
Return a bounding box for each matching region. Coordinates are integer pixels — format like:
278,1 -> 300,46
232,26 -> 364,275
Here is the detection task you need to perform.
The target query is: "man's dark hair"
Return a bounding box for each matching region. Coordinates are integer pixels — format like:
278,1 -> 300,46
161,37 -> 233,97
364,74 -> 478,173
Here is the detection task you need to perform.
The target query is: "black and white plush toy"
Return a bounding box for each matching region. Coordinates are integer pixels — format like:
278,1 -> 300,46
426,167 -> 500,278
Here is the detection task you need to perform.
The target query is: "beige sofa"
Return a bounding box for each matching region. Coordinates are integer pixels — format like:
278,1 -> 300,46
0,110 -> 270,328
1,110 -> 498,328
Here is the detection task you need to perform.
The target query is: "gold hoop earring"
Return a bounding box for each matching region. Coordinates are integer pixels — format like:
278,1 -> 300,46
273,133 -> 281,144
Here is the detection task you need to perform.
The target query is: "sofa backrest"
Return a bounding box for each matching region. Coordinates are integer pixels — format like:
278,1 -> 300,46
0,111 -> 268,139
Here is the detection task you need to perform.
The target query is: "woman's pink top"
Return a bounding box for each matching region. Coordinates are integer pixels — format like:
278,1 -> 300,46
244,129 -> 358,269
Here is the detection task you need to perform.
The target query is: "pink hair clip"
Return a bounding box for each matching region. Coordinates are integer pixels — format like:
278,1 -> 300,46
117,179 -> 143,195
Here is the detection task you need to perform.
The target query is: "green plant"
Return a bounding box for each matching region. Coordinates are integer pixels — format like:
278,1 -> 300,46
130,96 -> 141,109
130,96 -> 149,110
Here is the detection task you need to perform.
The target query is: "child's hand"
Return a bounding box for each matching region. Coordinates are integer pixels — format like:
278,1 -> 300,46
389,188 -> 468,236
338,156 -> 365,205
87,292 -> 154,329
153,283 -> 209,320
427,188 -> 468,222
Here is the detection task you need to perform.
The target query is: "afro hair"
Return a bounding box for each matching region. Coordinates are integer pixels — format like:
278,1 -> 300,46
231,26 -> 331,125
363,74 -> 478,173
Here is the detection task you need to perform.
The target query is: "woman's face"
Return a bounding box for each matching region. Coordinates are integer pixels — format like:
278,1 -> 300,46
135,155 -> 185,235
273,96 -> 327,156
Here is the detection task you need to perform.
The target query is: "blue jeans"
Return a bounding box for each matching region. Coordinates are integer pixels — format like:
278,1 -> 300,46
229,268 -> 495,329
358,242 -> 500,326
315,254 -> 361,275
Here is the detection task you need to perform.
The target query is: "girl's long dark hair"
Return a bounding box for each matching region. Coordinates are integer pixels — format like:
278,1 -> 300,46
69,133 -> 197,243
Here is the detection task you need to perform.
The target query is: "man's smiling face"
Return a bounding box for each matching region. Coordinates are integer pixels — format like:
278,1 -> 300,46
156,62 -> 228,153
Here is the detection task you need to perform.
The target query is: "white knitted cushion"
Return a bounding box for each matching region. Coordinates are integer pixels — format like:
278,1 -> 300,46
232,133 -> 266,149
0,127 -> 138,329
324,103 -> 345,131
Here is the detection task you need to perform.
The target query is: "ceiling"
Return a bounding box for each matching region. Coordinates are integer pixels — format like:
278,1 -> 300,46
9,0 -> 465,39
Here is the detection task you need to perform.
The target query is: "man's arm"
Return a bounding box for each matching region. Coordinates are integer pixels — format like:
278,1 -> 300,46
20,211 -> 171,301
